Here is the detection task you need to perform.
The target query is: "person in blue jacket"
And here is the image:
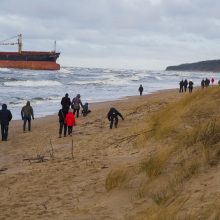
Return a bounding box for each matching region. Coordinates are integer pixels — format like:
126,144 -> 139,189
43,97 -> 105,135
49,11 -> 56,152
0,104 -> 12,141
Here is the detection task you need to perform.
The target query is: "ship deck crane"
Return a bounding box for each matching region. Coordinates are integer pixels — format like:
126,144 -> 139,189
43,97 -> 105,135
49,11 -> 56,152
0,34 -> 22,53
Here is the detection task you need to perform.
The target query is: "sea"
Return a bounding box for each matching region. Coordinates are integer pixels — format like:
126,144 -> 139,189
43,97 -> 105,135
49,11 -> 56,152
0,67 -> 218,119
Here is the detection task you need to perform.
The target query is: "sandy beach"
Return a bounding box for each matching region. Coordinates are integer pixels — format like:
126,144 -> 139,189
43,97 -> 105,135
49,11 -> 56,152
0,88 -> 220,220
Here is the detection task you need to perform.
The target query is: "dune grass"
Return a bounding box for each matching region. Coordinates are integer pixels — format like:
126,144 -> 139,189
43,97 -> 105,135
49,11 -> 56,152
105,87 -> 220,219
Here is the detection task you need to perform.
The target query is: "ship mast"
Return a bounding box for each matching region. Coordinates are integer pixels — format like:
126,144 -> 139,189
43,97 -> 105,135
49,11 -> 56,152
18,34 -> 22,53
54,40 -> 56,52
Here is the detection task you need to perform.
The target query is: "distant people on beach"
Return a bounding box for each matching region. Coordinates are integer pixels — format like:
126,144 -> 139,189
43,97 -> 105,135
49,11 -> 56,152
183,79 -> 188,92
65,109 -> 75,136
211,77 -> 214,85
138,84 -> 144,96
0,104 -> 12,141
21,101 -> 34,132
179,80 -> 184,93
61,93 -> 71,112
58,107 -> 68,138
82,102 -> 91,117
107,107 -> 124,129
201,78 -> 205,88
205,78 -> 210,88
71,94 -> 83,118
188,80 -> 194,93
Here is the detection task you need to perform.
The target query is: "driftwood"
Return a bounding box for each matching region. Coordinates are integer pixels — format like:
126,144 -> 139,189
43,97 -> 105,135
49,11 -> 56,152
71,139 -> 74,159
113,129 -> 154,148
0,167 -> 8,173
23,155 -> 49,164
49,139 -> 54,159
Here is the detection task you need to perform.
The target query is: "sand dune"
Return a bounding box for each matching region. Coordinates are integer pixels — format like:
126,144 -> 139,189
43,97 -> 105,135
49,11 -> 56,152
0,88 -> 219,220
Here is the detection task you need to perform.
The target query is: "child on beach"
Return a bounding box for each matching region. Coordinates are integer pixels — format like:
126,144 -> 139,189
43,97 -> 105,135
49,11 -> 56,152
65,109 -> 75,136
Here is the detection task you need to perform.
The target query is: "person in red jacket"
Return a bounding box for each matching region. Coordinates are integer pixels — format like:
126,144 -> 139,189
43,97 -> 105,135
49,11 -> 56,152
65,109 -> 75,136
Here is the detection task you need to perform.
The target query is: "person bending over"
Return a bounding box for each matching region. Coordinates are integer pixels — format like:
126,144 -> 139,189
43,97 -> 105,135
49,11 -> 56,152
107,107 -> 124,129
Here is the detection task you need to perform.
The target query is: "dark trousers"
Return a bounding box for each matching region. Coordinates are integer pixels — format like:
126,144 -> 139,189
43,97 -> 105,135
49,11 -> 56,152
139,91 -> 143,96
1,124 -> 9,141
179,87 -> 183,93
23,116 -> 31,131
184,86 -> 187,92
189,87 -> 193,93
110,117 -> 118,129
59,122 -> 67,136
68,126 -> 73,135
74,108 -> 80,118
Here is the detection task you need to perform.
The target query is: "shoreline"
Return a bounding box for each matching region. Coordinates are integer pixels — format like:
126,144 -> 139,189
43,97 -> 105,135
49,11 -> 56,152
10,87 -> 179,122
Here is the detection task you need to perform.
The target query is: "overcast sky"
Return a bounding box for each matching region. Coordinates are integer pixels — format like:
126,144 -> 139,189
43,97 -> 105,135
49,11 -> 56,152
0,0 -> 220,70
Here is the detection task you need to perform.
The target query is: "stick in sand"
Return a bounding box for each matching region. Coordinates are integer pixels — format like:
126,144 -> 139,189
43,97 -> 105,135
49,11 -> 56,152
71,139 -> 74,159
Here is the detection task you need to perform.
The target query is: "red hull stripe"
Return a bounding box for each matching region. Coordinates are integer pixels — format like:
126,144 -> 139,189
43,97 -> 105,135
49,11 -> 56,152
0,60 -> 60,70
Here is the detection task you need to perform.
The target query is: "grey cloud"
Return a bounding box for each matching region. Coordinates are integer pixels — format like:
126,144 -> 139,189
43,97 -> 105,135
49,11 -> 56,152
1,0 -> 220,69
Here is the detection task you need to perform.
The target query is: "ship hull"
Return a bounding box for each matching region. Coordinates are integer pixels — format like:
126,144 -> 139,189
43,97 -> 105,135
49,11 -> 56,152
0,51 -> 60,70
0,60 -> 60,70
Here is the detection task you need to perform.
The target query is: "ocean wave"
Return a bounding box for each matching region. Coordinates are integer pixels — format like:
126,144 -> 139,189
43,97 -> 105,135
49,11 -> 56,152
4,80 -> 62,87
0,68 -> 11,72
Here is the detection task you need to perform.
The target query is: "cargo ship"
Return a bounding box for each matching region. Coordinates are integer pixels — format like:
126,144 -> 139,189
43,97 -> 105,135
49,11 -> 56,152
0,34 -> 60,70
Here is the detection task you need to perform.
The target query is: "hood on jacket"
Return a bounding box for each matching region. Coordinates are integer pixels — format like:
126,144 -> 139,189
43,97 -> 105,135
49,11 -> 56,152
26,101 -> 30,106
2,104 -> 7,110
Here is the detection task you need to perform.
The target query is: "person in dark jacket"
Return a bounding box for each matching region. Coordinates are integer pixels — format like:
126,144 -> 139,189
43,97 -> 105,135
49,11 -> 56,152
61,93 -> 71,112
201,78 -> 205,88
21,101 -> 34,132
183,79 -> 188,92
58,107 -> 68,138
138,84 -> 144,96
71,94 -> 83,118
107,107 -> 124,129
0,104 -> 12,141
188,80 -> 194,93
179,80 -> 184,93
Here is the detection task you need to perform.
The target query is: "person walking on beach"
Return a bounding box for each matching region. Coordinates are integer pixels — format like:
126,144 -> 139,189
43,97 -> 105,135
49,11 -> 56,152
107,107 -> 124,129
211,77 -> 215,86
71,94 -> 83,118
183,79 -> 188,92
61,93 -> 71,112
201,78 -> 205,88
21,101 -> 34,132
205,78 -> 210,88
179,80 -> 184,93
138,84 -> 144,96
65,109 -> 75,136
188,80 -> 194,93
58,107 -> 68,138
0,104 -> 12,141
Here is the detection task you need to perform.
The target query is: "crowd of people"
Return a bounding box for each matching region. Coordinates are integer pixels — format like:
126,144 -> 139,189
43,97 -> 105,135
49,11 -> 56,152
179,79 -> 194,93
1,77 -> 219,141
179,77 -> 217,94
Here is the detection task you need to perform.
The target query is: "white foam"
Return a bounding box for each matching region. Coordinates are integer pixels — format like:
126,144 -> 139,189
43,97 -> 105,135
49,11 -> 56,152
4,80 -> 62,87
0,68 -> 11,72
